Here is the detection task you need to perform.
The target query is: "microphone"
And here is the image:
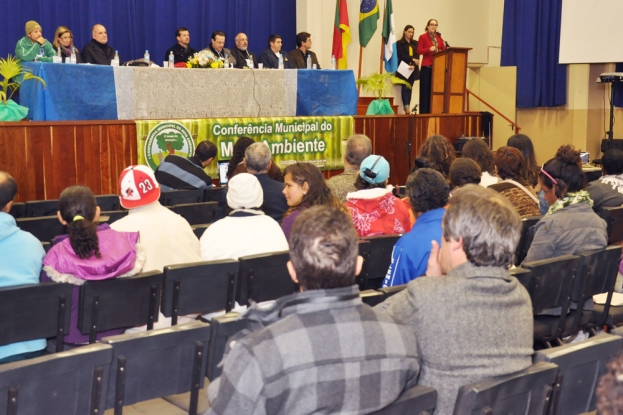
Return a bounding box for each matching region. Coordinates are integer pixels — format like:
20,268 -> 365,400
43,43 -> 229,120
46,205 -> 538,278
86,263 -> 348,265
436,32 -> 450,49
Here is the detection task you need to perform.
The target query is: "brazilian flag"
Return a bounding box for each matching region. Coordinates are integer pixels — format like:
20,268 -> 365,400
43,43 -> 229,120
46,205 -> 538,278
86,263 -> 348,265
359,0 -> 379,48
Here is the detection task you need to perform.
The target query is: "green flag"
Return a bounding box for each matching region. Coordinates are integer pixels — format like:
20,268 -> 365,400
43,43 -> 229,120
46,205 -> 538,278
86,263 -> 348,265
359,0 -> 379,47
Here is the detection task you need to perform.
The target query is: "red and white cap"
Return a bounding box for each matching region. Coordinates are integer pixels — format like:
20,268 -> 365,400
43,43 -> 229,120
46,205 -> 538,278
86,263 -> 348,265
118,165 -> 160,209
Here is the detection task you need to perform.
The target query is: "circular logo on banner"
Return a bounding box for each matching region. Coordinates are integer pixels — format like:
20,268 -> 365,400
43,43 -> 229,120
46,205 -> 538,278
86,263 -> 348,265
144,122 -> 195,171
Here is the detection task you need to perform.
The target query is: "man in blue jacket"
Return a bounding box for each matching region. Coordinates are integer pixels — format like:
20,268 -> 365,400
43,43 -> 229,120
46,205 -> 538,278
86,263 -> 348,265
0,172 -> 46,363
383,168 -> 449,287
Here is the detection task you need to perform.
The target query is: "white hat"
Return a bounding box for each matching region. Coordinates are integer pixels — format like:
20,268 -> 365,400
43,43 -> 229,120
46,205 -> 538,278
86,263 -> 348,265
226,173 -> 263,210
118,165 -> 160,209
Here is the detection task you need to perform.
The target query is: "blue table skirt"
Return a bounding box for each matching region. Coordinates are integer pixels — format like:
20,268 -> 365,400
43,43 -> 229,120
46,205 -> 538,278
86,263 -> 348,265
20,63 -> 357,121
21,62 -> 118,121
296,69 -> 358,116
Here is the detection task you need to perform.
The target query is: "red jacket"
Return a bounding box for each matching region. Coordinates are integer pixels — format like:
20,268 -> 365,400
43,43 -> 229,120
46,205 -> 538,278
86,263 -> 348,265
346,189 -> 412,237
417,32 -> 447,67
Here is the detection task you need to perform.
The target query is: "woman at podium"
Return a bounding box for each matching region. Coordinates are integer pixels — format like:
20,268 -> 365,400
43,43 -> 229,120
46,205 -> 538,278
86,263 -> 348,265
417,19 -> 446,114
396,25 -> 420,114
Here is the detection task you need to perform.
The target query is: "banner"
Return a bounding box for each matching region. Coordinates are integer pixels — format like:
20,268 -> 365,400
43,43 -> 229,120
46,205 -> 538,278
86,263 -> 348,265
136,116 -> 353,178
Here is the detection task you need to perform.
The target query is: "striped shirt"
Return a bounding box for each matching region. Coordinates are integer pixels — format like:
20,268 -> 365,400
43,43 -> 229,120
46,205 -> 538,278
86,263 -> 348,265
154,155 -> 213,191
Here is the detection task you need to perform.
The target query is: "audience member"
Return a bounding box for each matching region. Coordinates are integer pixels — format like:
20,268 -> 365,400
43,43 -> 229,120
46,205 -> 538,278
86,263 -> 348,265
596,351 -> 623,415
489,146 -> 540,217
203,30 -> 236,67
230,32 -> 258,69
164,27 -> 198,66
376,185 -> 533,415
81,24 -> 121,65
327,134 -> 372,202
418,135 -> 456,179
289,32 -> 320,69
111,165 -> 201,329
52,26 -> 82,63
201,173 -> 287,261
346,155 -> 411,237
227,136 -> 283,182
258,34 -> 292,69
41,185 -> 144,345
243,143 -> 288,221
206,205 -> 420,415
0,172 -> 46,363
281,162 -> 344,240
523,145 -> 607,263
15,21 -> 55,62
154,140 -> 216,190
449,158 -> 481,190
462,138 -> 498,187
507,134 -> 546,214
507,134 -> 540,187
383,168 -> 448,287
588,148 -> 623,213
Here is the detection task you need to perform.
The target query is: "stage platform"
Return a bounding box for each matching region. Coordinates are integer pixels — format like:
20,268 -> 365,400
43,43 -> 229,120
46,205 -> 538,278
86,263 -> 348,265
0,113 -> 484,202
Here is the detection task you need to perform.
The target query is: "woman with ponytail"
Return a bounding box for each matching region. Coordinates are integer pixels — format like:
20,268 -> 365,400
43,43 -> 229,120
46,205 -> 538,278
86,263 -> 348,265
523,145 -> 607,264
42,185 -> 145,345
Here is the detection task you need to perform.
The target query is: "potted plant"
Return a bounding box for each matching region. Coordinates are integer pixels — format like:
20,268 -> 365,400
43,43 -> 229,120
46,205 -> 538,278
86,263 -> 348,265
356,72 -> 410,115
0,55 -> 46,122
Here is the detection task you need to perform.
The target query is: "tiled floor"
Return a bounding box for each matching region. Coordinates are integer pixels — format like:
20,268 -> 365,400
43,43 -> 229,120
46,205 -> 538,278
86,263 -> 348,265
104,378 -> 210,415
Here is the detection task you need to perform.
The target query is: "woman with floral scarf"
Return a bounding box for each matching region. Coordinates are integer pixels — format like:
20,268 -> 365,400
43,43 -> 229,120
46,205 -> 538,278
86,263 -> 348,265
522,145 -> 607,264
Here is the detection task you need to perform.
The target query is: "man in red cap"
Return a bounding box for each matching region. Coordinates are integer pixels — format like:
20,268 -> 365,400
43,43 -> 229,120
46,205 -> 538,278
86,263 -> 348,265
111,165 -> 201,329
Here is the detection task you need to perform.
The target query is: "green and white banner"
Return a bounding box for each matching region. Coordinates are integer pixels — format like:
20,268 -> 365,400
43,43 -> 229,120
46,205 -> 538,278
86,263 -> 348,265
136,116 -> 353,177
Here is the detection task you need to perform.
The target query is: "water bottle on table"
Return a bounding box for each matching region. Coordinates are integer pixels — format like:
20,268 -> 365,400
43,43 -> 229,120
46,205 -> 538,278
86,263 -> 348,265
144,50 -> 150,65
70,48 -> 77,64
168,51 -> 174,68
306,54 -> 311,69
278,53 -> 284,70
331,55 -> 336,70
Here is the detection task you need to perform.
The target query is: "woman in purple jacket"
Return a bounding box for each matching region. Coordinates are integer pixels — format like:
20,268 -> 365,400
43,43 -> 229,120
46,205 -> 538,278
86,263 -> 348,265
42,185 -> 145,346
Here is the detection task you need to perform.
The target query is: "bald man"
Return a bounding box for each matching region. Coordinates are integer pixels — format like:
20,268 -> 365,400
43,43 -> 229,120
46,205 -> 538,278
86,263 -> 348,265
81,24 -> 122,65
230,32 -> 258,69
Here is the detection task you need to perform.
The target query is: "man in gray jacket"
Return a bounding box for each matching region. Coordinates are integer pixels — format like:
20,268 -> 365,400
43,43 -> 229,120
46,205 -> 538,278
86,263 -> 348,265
376,185 -> 534,415
206,205 -> 420,415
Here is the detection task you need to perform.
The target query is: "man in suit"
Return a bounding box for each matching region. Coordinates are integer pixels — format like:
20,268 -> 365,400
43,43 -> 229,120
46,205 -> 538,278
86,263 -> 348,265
243,143 -> 288,221
230,32 -> 258,69
203,30 -> 235,67
376,185 -> 534,415
289,32 -> 320,69
81,24 -> 121,65
258,34 -> 291,69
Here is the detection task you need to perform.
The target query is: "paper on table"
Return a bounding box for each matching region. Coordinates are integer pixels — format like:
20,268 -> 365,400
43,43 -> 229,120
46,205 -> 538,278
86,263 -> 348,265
594,292 -> 623,306
397,61 -> 414,79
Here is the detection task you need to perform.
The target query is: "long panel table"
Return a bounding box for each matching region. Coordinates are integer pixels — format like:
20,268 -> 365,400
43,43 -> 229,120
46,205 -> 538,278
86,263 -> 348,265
20,63 -> 358,121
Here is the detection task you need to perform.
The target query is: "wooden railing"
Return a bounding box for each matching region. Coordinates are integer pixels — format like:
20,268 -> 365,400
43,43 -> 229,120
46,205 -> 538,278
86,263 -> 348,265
466,88 -> 521,134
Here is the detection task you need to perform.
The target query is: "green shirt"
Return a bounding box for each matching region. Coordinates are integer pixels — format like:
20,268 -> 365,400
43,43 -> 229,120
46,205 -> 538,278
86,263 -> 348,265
15,36 -> 55,62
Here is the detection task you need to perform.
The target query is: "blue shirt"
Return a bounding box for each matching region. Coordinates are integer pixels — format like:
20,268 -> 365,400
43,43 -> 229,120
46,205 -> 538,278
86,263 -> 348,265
382,208 -> 445,287
0,212 -> 46,360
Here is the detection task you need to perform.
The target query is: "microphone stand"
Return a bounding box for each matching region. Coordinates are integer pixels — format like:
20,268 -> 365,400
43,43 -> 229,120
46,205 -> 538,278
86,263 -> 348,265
404,104 -> 418,173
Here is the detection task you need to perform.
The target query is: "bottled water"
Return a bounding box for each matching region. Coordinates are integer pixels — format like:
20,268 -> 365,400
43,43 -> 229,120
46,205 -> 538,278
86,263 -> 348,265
278,53 -> 284,70
110,50 -> 119,66
70,48 -> 77,64
168,51 -> 174,68
306,54 -> 312,69
144,50 -> 150,65
331,55 -> 336,70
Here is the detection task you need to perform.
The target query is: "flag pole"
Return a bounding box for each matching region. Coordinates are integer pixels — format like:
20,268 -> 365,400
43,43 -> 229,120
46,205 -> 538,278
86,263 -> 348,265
357,46 -> 363,93
379,36 -> 383,73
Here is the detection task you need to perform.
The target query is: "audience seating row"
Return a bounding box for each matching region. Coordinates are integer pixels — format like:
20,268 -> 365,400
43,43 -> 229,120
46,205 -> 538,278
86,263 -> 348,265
515,246 -> 621,347
207,309 -> 623,415
9,194 -> 121,219
598,205 -> 623,244
0,321 -> 209,415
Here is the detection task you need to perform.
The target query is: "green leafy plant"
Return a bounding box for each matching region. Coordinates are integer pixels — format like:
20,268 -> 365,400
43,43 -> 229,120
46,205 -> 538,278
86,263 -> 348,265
0,55 -> 46,106
356,72 -> 411,100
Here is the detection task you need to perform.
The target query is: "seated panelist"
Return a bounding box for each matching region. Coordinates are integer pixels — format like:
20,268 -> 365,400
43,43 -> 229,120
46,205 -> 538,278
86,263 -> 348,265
15,21 -> 55,62
52,26 -> 83,63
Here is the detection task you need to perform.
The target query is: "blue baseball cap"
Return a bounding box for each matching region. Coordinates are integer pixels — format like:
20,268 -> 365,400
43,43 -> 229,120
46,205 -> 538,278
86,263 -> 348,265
359,155 -> 390,184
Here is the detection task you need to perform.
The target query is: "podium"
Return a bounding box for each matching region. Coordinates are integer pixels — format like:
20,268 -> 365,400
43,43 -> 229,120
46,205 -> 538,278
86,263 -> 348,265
430,47 -> 472,114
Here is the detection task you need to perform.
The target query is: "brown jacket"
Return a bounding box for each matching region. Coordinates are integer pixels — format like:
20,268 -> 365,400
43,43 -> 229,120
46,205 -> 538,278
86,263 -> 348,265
288,48 -> 320,69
